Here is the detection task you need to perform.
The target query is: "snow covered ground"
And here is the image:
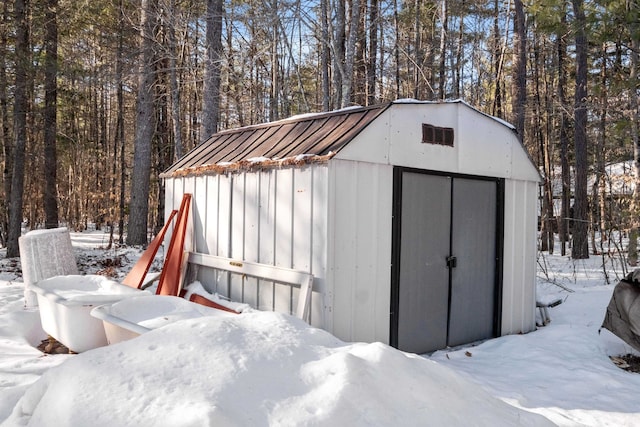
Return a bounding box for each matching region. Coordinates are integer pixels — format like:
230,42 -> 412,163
0,230 -> 639,426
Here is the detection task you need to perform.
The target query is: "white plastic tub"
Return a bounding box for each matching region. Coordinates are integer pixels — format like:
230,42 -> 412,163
91,294 -> 234,345
32,275 -> 146,352
18,227 -> 79,308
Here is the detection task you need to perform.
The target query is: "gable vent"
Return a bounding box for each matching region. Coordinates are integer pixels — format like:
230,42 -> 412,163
422,123 -> 454,147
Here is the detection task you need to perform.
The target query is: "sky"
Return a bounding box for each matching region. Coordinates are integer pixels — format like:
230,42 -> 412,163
0,230 -> 639,426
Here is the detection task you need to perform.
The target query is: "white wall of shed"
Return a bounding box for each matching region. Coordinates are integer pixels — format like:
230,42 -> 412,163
163,165 -> 329,328
335,102 -> 540,182
501,179 -> 538,334
326,159 -> 393,344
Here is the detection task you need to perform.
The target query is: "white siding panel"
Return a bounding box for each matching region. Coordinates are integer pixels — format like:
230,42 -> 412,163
213,175 -> 233,295
230,173 -> 248,302
328,159 -> 393,344
242,171 -> 260,308
198,175 -> 220,293
501,179 -> 537,334
456,106 -> 512,178
164,177 -> 175,229
183,178 -> 195,257
329,161 -> 357,340
204,175 -> 220,255
289,167 -> 313,317
217,174 -> 232,258
258,170 -> 276,311
274,169 -> 294,313
511,137 -> 542,182
193,175 -> 208,253
292,167 -> 313,272
166,177 -> 185,250
275,169 -> 294,268
310,166 -> 328,328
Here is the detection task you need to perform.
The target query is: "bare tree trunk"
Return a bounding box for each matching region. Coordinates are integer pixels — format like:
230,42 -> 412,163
7,0 -> 29,257
413,0 -> 422,99
512,0 -> 526,139
321,0 -> 331,110
44,0 -> 59,229
393,0 -> 400,98
453,1 -> 463,99
491,0 -> 502,117
168,0 -> 183,161
353,0 -> 367,106
534,34 -> 553,253
438,0 -> 447,100
333,0 -> 346,109
116,0 -> 126,245
557,12 -> 570,256
201,0 -> 223,141
0,1 -> 10,246
367,0 -> 378,105
269,0 -> 279,121
628,2 -> 640,266
571,0 -> 589,259
127,0 -> 156,246
341,0 -> 360,108
593,42 -> 608,255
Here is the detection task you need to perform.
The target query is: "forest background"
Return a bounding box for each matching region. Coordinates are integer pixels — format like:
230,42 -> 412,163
0,0 -> 638,264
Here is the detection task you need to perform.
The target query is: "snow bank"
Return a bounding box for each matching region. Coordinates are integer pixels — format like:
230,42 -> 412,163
5,311 -> 552,427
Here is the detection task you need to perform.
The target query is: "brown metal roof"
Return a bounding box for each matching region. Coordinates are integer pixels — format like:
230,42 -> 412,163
161,103 -> 391,178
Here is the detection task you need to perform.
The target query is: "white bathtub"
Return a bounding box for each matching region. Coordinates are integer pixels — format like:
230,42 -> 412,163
31,275 -> 147,352
91,294 -> 234,345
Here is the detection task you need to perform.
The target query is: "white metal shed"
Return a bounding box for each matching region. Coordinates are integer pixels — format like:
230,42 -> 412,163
161,100 -> 540,354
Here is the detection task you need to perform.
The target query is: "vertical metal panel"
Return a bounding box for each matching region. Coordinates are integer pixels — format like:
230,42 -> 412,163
182,177 -> 196,261
274,168 -> 294,313
242,171 -> 261,308
164,176 -> 175,231
354,163 -> 393,342
396,173 -> 452,353
291,167 -> 313,317
211,174 -> 232,295
448,178 -> 498,346
199,175 -> 220,291
328,159 -> 393,344
193,175 -> 208,253
166,177 -> 185,250
258,170 -> 276,312
501,179 -> 537,334
292,168 -> 313,272
310,166 -> 328,328
217,174 -> 232,258
204,176 -> 219,255
229,173 -> 245,302
329,161 -> 358,340
275,168 -> 294,267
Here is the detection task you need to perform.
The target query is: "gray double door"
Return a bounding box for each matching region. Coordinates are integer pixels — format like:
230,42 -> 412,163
391,170 -> 502,354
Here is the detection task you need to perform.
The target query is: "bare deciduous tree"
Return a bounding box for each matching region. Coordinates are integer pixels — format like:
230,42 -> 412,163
127,0 -> 157,246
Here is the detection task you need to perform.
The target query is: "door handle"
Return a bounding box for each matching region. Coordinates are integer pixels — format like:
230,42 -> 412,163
446,256 -> 457,269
